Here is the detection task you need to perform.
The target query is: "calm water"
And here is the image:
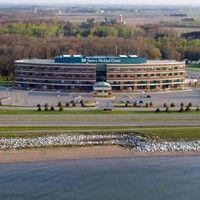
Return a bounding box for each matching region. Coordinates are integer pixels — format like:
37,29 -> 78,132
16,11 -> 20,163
0,156 -> 200,200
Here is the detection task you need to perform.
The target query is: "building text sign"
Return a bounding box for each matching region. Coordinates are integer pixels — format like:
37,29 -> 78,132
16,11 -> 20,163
81,58 -> 121,63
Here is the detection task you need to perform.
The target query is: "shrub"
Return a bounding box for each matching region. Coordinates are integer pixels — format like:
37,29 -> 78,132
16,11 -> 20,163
188,102 -> 192,107
80,101 -> 84,107
37,104 -> 41,111
185,106 -> 190,112
170,103 -> 175,107
0,101 -> 2,106
125,102 -> 128,107
50,105 -> 55,111
72,102 -> 76,107
165,106 -> 169,112
44,103 -> 49,111
196,107 -> 199,111
149,102 -> 153,107
180,103 -> 184,107
59,106 -> 63,111
66,102 -> 70,107
179,107 -> 184,112
58,101 -> 62,107
80,100 -> 83,104
44,107 -> 49,111
145,103 -> 149,108
155,108 -> 160,112
103,108 -> 112,111
44,103 -> 49,107
133,102 -> 137,107
163,103 -> 167,108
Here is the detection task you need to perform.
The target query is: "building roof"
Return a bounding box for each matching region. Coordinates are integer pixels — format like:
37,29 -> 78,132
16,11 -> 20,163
14,58 -> 185,66
55,55 -> 147,64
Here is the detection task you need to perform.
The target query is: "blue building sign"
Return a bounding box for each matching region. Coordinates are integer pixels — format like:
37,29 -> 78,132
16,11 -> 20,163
55,55 -> 147,64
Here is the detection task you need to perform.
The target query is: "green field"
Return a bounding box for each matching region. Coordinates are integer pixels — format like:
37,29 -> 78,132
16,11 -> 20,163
0,126 -> 199,141
187,63 -> 200,72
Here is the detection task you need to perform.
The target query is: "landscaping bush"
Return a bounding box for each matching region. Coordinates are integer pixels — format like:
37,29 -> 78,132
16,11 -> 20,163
44,107 -> 49,111
50,105 -> 55,111
133,102 -> 137,107
103,108 -> 112,111
58,101 -> 62,107
80,101 -> 84,107
66,102 -> 70,107
44,103 -> 49,107
196,107 -> 200,111
59,106 -> 63,111
145,103 -> 149,108
44,103 -> 49,111
149,102 -> 153,107
170,103 -> 175,107
37,104 -> 41,111
185,106 -> 191,112
163,103 -> 167,108
188,102 -> 192,107
165,106 -> 170,112
181,103 -> 184,107
179,107 -> 184,112
72,102 -> 76,107
155,108 -> 161,112
0,101 -> 2,106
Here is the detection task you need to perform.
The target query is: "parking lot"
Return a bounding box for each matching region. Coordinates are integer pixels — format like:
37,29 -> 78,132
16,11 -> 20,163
0,86 -> 199,109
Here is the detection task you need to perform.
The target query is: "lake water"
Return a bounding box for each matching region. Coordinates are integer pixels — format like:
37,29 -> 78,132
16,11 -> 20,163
0,156 -> 200,200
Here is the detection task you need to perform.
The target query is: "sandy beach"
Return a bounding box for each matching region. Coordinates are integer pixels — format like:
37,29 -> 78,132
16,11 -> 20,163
0,145 -> 200,164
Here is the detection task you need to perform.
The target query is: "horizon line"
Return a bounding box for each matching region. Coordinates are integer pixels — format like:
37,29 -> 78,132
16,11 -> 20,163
0,3 -> 200,7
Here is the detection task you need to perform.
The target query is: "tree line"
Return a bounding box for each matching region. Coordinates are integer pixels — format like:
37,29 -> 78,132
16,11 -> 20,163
0,19 -> 200,79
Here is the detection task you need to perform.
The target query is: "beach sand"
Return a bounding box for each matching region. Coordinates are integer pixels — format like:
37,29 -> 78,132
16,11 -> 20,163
0,145 -> 200,164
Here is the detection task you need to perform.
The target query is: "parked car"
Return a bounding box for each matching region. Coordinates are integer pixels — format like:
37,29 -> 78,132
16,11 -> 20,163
146,95 -> 151,98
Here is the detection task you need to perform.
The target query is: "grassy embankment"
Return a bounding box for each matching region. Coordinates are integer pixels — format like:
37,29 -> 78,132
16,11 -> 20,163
187,63 -> 200,72
0,126 -> 200,141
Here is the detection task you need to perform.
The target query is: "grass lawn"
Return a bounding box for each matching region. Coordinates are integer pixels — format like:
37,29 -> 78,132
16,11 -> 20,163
187,63 -> 200,72
0,77 -> 13,85
0,108 -> 199,115
0,126 -> 199,141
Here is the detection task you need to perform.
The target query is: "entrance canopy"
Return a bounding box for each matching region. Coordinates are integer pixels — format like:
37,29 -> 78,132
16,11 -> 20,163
93,82 -> 112,91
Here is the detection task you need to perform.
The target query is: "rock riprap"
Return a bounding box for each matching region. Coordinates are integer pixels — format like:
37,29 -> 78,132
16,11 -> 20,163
0,134 -> 200,152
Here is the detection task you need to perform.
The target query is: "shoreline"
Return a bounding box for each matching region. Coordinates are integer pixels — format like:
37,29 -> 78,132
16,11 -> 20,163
1,145 -> 200,164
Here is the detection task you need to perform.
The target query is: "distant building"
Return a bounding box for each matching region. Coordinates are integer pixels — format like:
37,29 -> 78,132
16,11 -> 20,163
119,14 -> 126,24
14,55 -> 186,93
181,18 -> 194,22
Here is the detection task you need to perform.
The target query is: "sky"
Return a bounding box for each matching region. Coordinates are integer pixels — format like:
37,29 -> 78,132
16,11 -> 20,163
1,0 -> 200,6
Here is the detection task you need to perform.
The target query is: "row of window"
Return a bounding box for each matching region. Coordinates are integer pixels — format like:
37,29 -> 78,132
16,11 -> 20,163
108,72 -> 184,78
15,65 -> 95,73
107,66 -> 184,72
15,72 -> 96,79
15,78 -> 95,85
108,79 -> 184,85
15,65 -> 184,73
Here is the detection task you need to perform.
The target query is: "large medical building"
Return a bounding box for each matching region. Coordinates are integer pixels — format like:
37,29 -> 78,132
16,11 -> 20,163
14,55 -> 186,92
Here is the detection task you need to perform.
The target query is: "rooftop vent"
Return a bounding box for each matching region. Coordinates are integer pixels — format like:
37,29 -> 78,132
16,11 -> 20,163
129,55 -> 138,58
119,55 -> 127,58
